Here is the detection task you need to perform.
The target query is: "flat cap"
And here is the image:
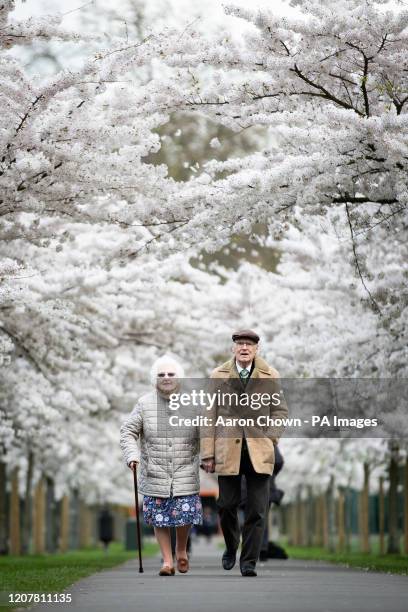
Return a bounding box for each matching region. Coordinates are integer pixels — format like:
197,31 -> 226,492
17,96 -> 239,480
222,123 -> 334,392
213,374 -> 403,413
232,329 -> 260,343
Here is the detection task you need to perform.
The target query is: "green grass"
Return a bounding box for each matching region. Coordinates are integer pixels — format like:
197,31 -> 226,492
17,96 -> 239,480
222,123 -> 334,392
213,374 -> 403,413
0,541 -> 159,610
285,544 -> 408,575
219,536 -> 408,575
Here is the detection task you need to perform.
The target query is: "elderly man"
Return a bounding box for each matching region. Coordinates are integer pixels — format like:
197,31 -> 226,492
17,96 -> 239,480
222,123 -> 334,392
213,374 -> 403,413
201,330 -> 288,577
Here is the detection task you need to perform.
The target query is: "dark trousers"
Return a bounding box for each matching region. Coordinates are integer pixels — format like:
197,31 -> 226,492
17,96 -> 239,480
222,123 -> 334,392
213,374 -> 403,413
217,441 -> 270,568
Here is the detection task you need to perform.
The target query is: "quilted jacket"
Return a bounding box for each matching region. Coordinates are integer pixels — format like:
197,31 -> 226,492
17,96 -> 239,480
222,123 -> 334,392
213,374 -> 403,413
120,390 -> 200,498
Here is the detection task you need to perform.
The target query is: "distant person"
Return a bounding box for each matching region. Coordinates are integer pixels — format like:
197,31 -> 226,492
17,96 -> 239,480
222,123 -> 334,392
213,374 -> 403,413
201,506 -> 218,542
98,508 -> 114,552
239,443 -> 287,560
201,330 -> 288,577
120,355 -> 203,576
260,443 -> 287,560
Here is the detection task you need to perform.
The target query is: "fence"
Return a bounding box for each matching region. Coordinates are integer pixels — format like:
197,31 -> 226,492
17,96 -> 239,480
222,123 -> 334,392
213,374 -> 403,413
0,463 -> 130,555
280,459 -> 408,555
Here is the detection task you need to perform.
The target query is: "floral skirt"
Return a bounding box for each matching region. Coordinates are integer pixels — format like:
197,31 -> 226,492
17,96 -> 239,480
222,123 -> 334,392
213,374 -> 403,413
143,493 -> 203,527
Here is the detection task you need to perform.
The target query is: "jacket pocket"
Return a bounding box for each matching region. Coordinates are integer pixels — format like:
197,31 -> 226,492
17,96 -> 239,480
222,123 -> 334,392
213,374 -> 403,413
264,438 -> 275,464
214,438 -> 226,464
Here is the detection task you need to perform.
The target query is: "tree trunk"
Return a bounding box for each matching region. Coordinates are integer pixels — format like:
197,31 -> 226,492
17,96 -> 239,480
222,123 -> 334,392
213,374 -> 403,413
326,477 -> 336,552
379,476 -> 385,555
358,491 -> 364,552
322,493 -> 329,550
295,489 -> 302,546
33,477 -> 45,554
306,486 -> 314,547
360,462 -> 370,553
289,503 -> 296,546
0,461 -> 8,554
59,494 -> 69,553
314,495 -> 322,547
79,500 -> 92,549
404,456 -> 408,555
9,468 -> 20,555
387,443 -> 400,554
45,477 -> 58,553
302,499 -> 307,546
337,487 -> 345,552
69,489 -> 80,550
344,486 -> 351,552
21,451 -> 34,555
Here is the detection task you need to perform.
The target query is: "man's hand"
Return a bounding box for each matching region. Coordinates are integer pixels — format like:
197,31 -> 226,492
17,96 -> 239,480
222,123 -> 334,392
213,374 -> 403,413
201,458 -> 215,473
129,461 -> 139,470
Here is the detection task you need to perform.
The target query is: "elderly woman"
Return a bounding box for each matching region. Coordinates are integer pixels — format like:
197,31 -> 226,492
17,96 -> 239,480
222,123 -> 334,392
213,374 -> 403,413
120,355 -> 202,576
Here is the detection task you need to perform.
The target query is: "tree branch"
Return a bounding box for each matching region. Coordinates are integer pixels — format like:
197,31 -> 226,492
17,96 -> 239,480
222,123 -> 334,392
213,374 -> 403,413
352,206 -> 406,238
332,195 -> 397,205
344,202 -> 382,315
0,325 -> 54,382
290,64 -> 364,116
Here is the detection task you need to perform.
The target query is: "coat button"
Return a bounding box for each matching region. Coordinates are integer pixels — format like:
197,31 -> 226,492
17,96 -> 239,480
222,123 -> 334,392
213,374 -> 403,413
168,441 -> 172,447
235,439 -> 240,444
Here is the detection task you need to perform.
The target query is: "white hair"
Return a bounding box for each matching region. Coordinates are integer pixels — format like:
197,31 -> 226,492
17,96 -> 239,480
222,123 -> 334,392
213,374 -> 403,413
150,354 -> 185,385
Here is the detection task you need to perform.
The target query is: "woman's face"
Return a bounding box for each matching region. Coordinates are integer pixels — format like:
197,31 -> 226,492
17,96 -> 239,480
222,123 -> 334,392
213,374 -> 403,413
156,364 -> 179,395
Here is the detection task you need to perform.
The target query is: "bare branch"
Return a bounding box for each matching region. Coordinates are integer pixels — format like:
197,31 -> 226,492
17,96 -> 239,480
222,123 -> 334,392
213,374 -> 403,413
291,64 -> 364,116
361,55 -> 370,117
345,202 -> 382,315
353,206 -> 406,238
332,195 -> 397,205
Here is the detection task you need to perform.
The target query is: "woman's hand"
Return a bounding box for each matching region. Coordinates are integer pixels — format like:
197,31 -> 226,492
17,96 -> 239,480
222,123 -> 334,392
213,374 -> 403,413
129,461 -> 139,470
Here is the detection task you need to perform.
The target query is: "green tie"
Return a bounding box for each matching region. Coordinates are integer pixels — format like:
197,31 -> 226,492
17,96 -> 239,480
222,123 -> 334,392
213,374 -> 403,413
239,368 -> 250,381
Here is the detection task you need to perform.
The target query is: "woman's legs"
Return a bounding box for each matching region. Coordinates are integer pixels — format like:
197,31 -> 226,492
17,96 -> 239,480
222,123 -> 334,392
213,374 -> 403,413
154,527 -> 173,567
175,524 -> 191,560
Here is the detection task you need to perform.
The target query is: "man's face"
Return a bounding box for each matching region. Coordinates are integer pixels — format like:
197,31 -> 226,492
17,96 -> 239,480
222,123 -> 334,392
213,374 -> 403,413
232,340 -> 258,367
156,364 -> 179,394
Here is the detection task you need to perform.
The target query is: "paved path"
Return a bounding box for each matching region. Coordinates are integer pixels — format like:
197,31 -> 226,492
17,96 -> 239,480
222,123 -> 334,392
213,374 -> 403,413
30,539 -> 408,612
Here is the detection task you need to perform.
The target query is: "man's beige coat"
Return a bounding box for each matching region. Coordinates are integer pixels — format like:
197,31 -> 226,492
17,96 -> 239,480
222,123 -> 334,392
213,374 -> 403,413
200,356 -> 288,475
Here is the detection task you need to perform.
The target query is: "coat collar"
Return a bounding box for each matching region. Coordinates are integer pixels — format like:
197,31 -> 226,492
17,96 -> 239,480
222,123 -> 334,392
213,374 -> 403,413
217,356 -> 271,379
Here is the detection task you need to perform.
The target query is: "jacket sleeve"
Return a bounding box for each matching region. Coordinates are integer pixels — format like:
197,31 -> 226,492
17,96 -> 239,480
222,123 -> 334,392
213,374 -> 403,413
199,375 -> 217,460
119,403 -> 143,467
200,430 -> 215,460
267,371 -> 289,444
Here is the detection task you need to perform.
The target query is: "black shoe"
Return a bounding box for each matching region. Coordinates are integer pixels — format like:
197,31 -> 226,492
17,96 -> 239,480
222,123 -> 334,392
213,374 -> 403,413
240,565 -> 257,577
222,549 -> 237,570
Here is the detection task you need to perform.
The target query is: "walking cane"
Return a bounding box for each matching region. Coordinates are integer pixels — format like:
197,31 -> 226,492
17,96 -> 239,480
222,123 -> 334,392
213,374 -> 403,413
132,463 -> 144,573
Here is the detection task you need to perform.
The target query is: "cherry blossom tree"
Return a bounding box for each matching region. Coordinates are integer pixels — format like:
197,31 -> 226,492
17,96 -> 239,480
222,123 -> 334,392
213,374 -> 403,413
150,0 -> 408,373
1,0 -> 407,525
